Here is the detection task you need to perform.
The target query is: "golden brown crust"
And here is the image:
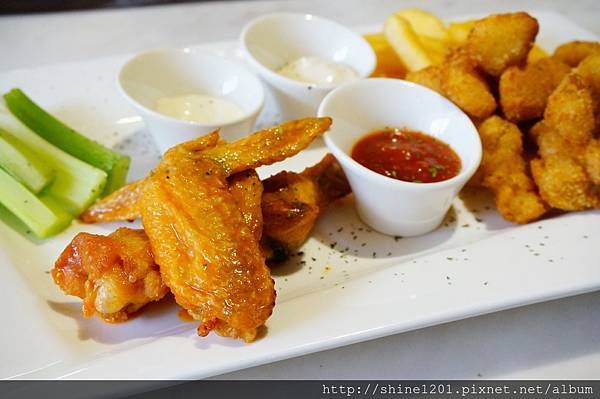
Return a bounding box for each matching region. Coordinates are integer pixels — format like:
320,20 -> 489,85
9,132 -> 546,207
405,65 -> 444,94
261,154 -> 350,257
544,73 -> 596,145
80,179 -> 145,223
51,228 -> 168,323
228,170 -> 264,242
138,119 -> 329,342
139,154 -> 275,342
531,73 -> 600,210
553,41 -> 600,67
477,116 -> 547,223
441,51 -> 497,119
466,12 -> 539,77
499,57 -> 570,122
197,118 -> 332,175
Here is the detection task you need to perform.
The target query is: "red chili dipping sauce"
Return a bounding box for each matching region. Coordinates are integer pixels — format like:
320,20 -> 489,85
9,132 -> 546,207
351,128 -> 461,183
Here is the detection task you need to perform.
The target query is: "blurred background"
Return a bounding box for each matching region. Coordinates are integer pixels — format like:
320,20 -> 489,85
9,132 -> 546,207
1,0 -> 234,14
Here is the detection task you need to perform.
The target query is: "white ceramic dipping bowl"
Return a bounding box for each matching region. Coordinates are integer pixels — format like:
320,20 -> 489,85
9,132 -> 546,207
318,78 -> 482,237
118,48 -> 264,153
241,13 -> 376,121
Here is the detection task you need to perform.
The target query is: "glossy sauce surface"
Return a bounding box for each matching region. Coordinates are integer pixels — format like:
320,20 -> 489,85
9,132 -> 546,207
351,128 -> 461,183
277,56 -> 358,85
155,94 -> 244,124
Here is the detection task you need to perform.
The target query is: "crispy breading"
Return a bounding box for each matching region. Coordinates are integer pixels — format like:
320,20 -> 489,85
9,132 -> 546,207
477,116 -> 547,223
441,51 -> 497,119
531,156 -> 599,210
528,120 -> 547,144
531,73 -> 600,210
575,54 -> 600,130
499,57 -> 570,122
405,65 -> 444,94
553,41 -> 600,67
52,228 -> 168,322
466,12 -> 539,77
584,139 -> 600,184
544,73 -> 595,146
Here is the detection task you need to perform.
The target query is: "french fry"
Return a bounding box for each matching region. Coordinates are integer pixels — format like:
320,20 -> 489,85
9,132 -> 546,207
364,33 -> 407,78
384,15 -> 433,71
419,36 -> 449,64
395,9 -> 449,41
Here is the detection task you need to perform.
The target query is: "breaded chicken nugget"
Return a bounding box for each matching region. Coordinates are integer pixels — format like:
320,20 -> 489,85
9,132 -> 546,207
544,74 -> 595,146
466,12 -> 539,77
575,54 -> 600,129
528,120 -> 548,144
531,73 -> 600,210
477,116 -> 547,223
499,57 -> 570,122
405,65 -> 444,94
531,156 -> 599,210
441,51 -> 496,119
584,139 -> 600,184
553,41 -> 600,67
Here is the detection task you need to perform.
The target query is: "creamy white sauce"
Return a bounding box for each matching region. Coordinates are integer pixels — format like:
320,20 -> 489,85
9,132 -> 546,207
277,56 -> 358,85
155,94 -> 244,124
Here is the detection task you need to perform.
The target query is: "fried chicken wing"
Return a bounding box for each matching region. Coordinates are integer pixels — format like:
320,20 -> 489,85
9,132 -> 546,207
531,73 -> 600,210
499,57 -> 570,122
139,118 -> 330,342
80,179 -> 145,223
466,12 -> 539,77
228,170 -> 263,242
52,228 -> 168,322
197,118 -> 331,176
553,41 -> 600,67
261,154 -> 351,261
477,115 -> 547,223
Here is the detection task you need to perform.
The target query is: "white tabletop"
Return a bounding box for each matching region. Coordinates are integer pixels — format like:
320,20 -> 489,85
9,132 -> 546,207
2,0 -> 599,380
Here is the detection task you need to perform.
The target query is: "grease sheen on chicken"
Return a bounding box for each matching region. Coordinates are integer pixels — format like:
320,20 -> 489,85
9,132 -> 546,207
138,118 -> 331,342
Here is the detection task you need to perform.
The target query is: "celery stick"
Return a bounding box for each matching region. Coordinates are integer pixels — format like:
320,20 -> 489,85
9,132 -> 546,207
0,168 -> 72,238
0,101 -> 107,214
0,128 -> 54,193
4,88 -> 130,195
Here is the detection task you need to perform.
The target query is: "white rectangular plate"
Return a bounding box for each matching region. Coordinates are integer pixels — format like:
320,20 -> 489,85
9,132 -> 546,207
0,11 -> 598,380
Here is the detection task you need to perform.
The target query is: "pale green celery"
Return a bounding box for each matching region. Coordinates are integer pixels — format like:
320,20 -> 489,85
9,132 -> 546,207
4,89 -> 130,195
0,168 -> 72,238
0,128 -> 54,193
0,101 -> 107,215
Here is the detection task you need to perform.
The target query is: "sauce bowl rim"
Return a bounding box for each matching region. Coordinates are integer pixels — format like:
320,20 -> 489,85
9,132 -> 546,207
319,77 -> 482,191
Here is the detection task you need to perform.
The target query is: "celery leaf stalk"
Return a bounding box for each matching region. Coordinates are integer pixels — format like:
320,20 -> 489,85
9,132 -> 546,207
0,101 -> 107,214
4,88 -> 130,195
0,167 -> 72,238
0,127 -> 54,193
